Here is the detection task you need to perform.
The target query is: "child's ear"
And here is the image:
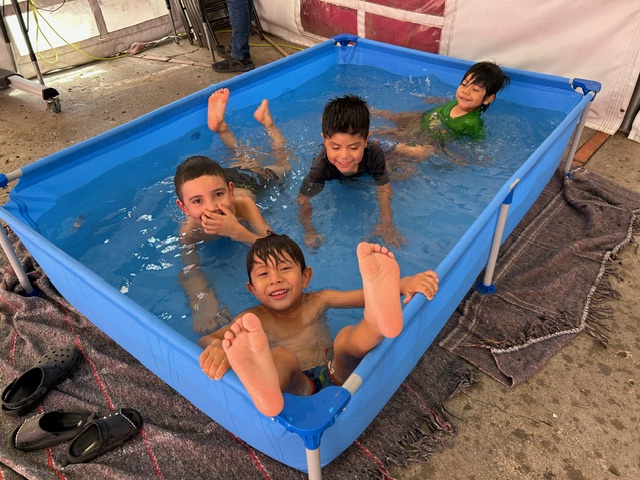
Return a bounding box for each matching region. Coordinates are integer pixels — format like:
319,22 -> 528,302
246,281 -> 256,296
176,198 -> 188,215
483,94 -> 496,106
228,181 -> 235,197
302,267 -> 313,288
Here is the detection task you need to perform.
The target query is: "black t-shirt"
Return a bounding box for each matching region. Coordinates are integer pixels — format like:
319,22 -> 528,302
299,143 -> 389,197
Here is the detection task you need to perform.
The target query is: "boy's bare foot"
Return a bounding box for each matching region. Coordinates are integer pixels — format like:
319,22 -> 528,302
208,88 -> 230,132
356,242 -> 402,338
253,99 -> 274,128
222,313 -> 284,417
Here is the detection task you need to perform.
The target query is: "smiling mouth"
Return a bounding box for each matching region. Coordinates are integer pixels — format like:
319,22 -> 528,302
270,289 -> 289,297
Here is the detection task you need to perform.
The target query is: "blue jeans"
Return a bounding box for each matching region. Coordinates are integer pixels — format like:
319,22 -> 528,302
226,0 -> 253,60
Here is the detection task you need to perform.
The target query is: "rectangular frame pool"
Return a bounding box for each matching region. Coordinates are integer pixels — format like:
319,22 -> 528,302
0,35 -> 596,474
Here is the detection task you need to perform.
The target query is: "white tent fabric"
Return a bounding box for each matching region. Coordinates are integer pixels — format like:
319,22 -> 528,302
255,0 -> 640,142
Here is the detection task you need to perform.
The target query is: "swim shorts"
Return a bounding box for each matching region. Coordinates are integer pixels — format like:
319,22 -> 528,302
224,166 -> 280,195
303,349 -> 342,394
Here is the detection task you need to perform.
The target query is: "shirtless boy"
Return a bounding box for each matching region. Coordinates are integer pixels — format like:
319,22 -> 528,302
198,232 -> 439,416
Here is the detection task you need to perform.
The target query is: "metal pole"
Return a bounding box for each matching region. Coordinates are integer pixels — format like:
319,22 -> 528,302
0,226 -> 35,295
476,179 -> 520,294
165,0 -> 181,44
9,0 -> 45,84
562,101 -> 593,174
306,448 -> 322,480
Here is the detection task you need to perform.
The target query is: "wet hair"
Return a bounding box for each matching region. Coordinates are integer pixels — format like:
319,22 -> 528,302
246,232 -> 307,283
174,155 -> 229,200
462,61 -> 511,112
321,94 -> 370,139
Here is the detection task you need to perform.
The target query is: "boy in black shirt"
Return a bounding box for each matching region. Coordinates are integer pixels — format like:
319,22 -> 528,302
297,95 -> 405,251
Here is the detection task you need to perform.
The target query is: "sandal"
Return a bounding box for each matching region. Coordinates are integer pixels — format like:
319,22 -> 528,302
212,55 -> 255,73
1,346 -> 83,417
12,410 -> 96,452
57,407 -> 143,466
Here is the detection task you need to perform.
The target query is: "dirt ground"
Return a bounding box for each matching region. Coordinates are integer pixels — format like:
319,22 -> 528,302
1,33 -> 639,480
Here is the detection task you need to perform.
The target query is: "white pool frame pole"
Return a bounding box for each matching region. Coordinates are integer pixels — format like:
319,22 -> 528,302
0,168 -> 36,294
562,99 -> 593,175
476,179 -> 520,294
306,448 -> 322,480
0,225 -> 35,295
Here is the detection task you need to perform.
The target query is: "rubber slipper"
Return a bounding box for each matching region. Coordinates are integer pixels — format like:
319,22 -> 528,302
1,346 -> 82,417
57,407 -> 143,466
12,410 -> 96,452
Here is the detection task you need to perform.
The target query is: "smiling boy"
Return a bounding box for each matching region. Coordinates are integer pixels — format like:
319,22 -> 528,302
197,232 -> 439,416
372,61 -> 510,161
296,94 -> 405,251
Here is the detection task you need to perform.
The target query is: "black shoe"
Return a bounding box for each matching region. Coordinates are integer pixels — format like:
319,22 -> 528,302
57,407 -> 143,467
2,346 -> 83,417
212,55 -> 255,73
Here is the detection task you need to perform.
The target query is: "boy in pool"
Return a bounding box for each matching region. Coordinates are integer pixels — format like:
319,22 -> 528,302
372,61 -> 510,161
175,90 -> 292,334
198,232 -> 439,417
296,94 -> 404,251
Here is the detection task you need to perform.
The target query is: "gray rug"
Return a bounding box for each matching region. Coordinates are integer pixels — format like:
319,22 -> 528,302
439,167 -> 640,386
0,227 -> 474,479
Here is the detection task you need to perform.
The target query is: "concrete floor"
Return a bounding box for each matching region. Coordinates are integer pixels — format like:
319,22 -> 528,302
1,33 -> 639,479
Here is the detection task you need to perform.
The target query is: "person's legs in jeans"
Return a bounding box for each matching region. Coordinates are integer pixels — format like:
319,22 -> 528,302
228,0 -> 252,61
213,0 -> 255,72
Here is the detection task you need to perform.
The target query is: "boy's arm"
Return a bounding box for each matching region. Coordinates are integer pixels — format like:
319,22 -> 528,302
373,183 -> 406,248
178,227 -> 231,334
314,268 -> 439,309
297,193 -> 324,251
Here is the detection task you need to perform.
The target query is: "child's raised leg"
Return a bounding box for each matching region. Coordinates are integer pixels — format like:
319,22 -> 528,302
331,243 -> 402,382
254,99 -> 292,179
223,312 -> 311,416
208,88 -> 238,150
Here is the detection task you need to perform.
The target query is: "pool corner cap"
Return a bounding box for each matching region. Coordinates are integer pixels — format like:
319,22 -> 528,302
275,386 -> 351,450
476,281 -> 496,295
571,78 -> 602,100
332,34 -> 360,47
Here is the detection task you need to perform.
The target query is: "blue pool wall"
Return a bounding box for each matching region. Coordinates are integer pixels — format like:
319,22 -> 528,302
0,36 -> 592,471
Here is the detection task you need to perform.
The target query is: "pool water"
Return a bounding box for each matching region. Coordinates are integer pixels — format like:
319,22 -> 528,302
34,64 -> 564,343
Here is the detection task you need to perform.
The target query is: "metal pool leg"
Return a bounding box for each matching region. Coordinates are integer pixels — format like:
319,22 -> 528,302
275,386 -> 351,480
476,179 -> 520,294
562,101 -> 592,175
0,168 -> 38,295
562,78 -> 602,175
306,448 -> 322,480
0,225 -> 37,295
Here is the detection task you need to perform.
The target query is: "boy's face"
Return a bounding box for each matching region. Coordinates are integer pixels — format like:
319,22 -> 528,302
455,74 -> 495,113
322,132 -> 368,176
176,174 -> 235,224
246,252 -> 312,312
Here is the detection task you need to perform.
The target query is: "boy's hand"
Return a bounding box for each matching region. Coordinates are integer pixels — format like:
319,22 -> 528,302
372,223 -> 407,249
400,270 -> 439,303
200,339 -> 231,380
201,204 -> 242,239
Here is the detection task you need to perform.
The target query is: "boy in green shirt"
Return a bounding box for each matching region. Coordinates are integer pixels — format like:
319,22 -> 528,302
372,61 -> 510,164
